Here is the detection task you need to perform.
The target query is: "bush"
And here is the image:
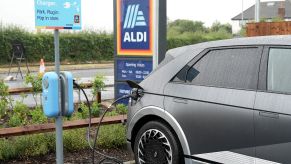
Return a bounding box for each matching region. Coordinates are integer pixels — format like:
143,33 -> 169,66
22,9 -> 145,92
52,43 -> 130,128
29,106 -> 48,124
24,74 -> 43,106
0,80 -> 12,118
116,104 -> 127,115
0,21 -> 233,64
92,75 -> 105,98
91,102 -> 100,117
97,124 -> 126,149
0,124 -> 126,161
8,101 -> 30,127
0,25 -> 114,64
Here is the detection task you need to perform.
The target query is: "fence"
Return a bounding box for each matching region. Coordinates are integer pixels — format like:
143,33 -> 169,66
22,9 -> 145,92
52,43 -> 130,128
0,115 -> 127,138
247,21 -> 291,37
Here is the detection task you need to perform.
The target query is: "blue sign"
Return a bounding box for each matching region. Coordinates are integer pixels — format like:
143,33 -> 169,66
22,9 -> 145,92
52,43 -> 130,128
117,59 -> 153,82
116,83 -> 131,105
35,0 -> 81,30
117,0 -> 153,56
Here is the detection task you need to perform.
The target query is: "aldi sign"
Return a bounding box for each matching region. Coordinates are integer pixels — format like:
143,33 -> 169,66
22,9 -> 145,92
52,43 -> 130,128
117,0 -> 153,56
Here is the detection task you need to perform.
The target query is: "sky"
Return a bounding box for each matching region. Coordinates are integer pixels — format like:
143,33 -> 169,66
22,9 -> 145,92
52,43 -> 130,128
0,0 -> 285,32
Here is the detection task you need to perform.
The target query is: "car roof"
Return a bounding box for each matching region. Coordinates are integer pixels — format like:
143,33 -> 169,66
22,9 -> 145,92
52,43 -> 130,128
168,35 -> 291,57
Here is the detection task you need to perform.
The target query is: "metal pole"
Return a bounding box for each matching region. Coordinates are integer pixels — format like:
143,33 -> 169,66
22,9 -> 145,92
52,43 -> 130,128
153,0 -> 159,69
54,29 -> 64,164
255,0 -> 260,22
242,0 -> 244,22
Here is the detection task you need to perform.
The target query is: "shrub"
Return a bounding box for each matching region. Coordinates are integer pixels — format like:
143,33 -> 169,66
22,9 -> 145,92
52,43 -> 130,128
92,75 -> 105,99
0,125 -> 126,161
116,104 -> 127,115
91,102 -> 100,117
0,80 -> 12,118
0,25 -> 114,64
24,74 -> 42,106
97,124 -> 126,149
0,22 -> 233,64
75,103 -> 89,119
8,101 -> 30,127
29,106 -> 48,124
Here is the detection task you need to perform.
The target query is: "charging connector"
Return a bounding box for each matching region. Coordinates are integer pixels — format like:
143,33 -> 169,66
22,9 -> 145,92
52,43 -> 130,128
73,80 -> 144,164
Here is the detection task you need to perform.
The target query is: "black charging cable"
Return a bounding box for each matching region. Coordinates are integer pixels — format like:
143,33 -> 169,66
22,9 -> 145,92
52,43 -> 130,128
73,80 -> 132,164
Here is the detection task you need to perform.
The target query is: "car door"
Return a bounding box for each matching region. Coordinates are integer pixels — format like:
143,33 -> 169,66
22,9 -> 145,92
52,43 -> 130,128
254,47 -> 291,164
164,46 -> 263,163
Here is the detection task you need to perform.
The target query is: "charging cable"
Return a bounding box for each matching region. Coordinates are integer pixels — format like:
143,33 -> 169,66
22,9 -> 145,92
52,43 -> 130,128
73,80 -> 135,164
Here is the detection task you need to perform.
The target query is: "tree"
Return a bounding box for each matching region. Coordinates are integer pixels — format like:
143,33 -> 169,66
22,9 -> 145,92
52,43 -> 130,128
210,21 -> 232,34
168,19 -> 206,34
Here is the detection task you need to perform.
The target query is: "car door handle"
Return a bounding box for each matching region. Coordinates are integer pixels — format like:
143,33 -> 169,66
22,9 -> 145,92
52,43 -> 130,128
173,98 -> 188,104
259,111 -> 279,119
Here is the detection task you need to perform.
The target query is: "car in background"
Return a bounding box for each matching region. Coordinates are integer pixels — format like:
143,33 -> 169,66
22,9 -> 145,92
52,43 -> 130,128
126,35 -> 291,164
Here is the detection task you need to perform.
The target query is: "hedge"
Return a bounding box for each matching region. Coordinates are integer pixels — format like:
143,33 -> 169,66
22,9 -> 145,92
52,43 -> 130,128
0,25 -> 231,64
0,26 -> 114,64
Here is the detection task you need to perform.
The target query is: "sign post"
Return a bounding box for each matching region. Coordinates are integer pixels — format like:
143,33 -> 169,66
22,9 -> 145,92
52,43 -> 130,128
54,29 -> 63,163
114,0 -> 166,103
34,0 -> 81,163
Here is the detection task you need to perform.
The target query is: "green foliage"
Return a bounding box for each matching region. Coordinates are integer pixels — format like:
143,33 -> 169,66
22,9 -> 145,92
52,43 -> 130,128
210,21 -> 232,34
29,106 -> 47,124
260,18 -> 268,23
0,133 -> 55,160
7,113 -> 23,127
24,74 -> 42,106
92,75 -> 105,97
167,20 -> 232,49
238,26 -> 247,37
24,74 -> 42,93
0,25 -> 114,64
0,125 -> 126,160
75,103 -> 89,119
8,101 -> 30,127
0,80 -> 12,118
116,104 -> 128,115
105,110 -> 119,117
91,102 -> 100,117
168,19 -> 207,34
97,124 -> 126,149
64,129 -> 88,151
271,17 -> 284,22
0,20 -> 233,64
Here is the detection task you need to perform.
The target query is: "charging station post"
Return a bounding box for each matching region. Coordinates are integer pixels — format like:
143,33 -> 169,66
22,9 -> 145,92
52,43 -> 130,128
35,1 -> 81,163
54,29 -> 63,164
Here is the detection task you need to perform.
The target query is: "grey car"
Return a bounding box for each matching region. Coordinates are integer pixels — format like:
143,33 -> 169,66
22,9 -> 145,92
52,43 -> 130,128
126,35 -> 291,164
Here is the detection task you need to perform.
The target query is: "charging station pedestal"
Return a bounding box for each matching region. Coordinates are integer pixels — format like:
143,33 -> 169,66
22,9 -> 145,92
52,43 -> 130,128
35,0 -> 82,163
42,72 -> 59,118
42,71 -> 74,118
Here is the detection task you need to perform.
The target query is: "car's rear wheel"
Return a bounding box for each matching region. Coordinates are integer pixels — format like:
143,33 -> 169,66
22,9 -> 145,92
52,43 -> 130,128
134,121 -> 184,164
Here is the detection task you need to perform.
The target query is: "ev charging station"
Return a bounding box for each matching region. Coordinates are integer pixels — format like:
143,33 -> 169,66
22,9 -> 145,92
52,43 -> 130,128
114,0 -> 167,104
34,0 -> 81,163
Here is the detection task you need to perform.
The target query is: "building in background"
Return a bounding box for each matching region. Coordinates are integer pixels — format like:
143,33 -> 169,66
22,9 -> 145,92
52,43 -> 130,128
232,1 -> 291,26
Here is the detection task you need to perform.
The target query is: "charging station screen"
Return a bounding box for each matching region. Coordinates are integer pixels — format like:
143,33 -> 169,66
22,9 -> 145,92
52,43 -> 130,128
117,0 -> 153,56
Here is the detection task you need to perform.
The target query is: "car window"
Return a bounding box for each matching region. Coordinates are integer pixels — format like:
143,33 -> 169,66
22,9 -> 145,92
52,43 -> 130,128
268,48 -> 291,93
186,48 -> 261,90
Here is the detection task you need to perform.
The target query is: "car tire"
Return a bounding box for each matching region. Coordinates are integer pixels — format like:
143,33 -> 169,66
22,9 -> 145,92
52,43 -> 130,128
134,121 -> 184,164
